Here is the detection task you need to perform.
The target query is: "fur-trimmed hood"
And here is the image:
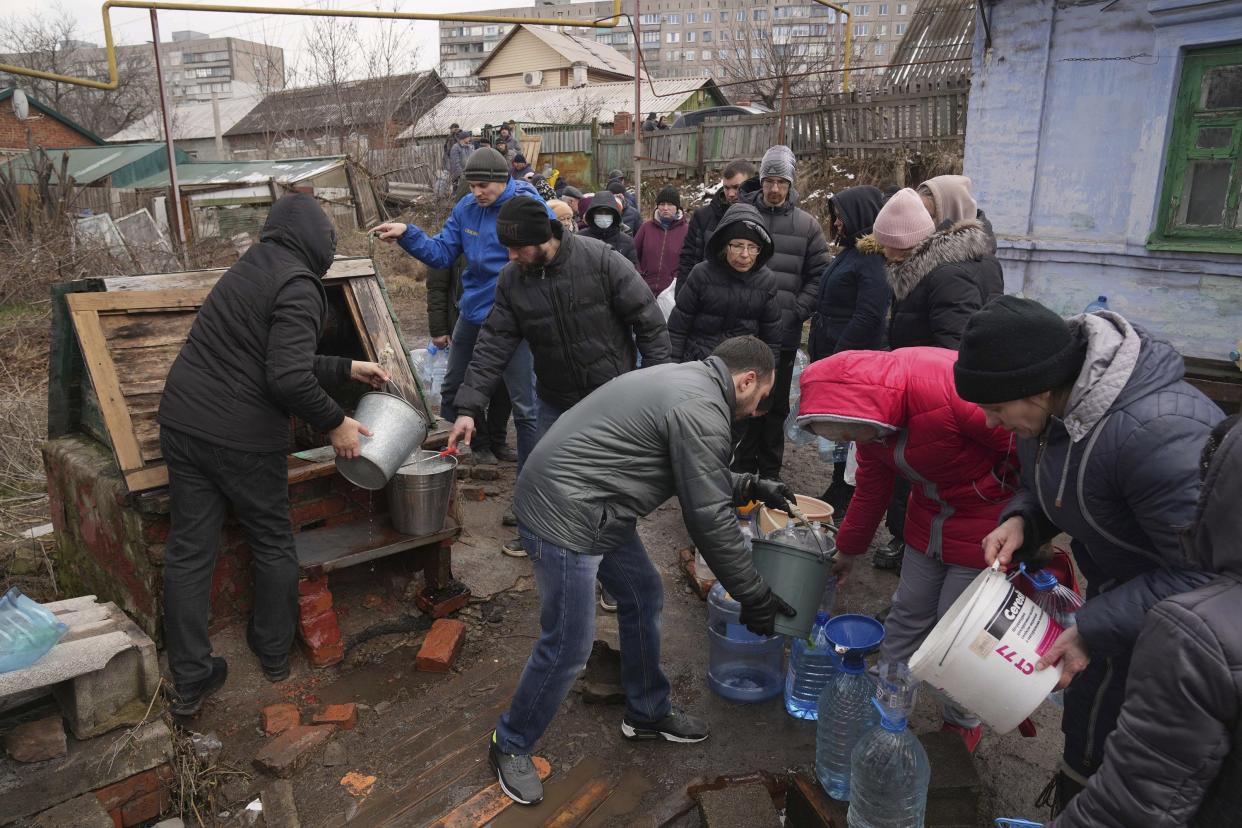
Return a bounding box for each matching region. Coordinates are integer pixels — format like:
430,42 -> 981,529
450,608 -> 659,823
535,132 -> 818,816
874,219 -> 994,301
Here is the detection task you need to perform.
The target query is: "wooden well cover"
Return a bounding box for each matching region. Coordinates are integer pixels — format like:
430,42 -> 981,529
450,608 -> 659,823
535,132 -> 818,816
66,257 -> 430,493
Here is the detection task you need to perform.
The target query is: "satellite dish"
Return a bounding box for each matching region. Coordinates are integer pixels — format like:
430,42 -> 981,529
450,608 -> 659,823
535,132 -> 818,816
11,89 -> 29,120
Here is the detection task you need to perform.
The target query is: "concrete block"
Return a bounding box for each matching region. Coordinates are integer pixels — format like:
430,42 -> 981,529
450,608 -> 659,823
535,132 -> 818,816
920,731 -> 982,828
6,715 -> 67,763
261,779 -> 301,828
312,703 -> 357,731
0,719 -> 171,824
33,793 -> 114,828
415,619 -> 466,673
696,783 -> 781,828
254,725 -> 335,779
262,704 -> 300,736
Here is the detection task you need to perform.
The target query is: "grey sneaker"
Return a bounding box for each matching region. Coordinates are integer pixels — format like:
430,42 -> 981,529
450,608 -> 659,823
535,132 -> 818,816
621,707 -> 709,743
489,733 -> 543,805
598,585 -> 617,613
501,538 -> 527,558
502,504 -> 518,527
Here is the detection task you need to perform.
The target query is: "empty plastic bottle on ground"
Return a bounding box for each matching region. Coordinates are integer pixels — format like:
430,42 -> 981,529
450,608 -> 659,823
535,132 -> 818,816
0,587 -> 69,673
1084,295 -> 1110,314
410,343 -> 449,409
706,582 -> 783,703
815,615 -> 884,800
1024,565 -> 1084,707
785,611 -> 837,719
847,662 -> 930,828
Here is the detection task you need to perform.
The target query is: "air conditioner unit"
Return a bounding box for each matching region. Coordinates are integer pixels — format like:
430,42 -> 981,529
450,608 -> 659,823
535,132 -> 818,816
571,62 -> 587,88
523,70 -> 544,87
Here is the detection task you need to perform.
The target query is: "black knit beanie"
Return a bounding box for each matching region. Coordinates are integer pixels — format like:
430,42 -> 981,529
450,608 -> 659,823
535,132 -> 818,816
954,296 -> 1087,404
719,218 -> 770,250
495,196 -> 553,247
607,182 -> 626,196
463,148 -> 510,183
656,186 -> 681,210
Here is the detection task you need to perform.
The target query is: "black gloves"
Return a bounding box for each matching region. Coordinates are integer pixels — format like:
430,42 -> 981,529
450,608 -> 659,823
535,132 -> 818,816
753,478 -> 797,512
738,588 -> 797,637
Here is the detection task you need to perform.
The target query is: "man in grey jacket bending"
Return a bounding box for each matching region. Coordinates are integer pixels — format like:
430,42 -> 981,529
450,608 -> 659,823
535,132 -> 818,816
487,336 -> 798,806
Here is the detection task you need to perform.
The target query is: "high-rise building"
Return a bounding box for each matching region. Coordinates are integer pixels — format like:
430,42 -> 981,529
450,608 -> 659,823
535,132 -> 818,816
438,0 -> 920,93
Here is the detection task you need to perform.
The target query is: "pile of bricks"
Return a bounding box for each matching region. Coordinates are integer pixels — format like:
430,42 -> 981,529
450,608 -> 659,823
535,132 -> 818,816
94,765 -> 175,827
298,577 -> 343,667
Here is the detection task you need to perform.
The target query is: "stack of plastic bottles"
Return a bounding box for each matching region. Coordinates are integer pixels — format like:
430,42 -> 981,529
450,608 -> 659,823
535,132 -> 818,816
409,342 -> 449,410
847,662 -> 931,828
0,587 -> 69,673
815,614 -> 885,799
1024,564 -> 1084,707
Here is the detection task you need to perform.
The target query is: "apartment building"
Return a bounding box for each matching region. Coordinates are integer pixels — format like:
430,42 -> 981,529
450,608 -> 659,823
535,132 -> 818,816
438,0 -> 920,91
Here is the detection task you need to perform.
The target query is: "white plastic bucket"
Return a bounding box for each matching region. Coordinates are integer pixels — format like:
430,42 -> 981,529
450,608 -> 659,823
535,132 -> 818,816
909,567 -> 1064,733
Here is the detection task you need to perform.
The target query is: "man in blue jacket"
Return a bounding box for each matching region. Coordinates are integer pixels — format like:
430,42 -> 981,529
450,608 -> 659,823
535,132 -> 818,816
371,149 -> 546,520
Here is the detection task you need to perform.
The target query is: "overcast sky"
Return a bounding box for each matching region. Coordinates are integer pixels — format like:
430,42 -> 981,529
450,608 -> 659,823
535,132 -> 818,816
5,0 -> 537,79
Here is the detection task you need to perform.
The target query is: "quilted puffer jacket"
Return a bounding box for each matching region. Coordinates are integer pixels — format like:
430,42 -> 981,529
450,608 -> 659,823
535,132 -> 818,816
796,347 -> 1017,566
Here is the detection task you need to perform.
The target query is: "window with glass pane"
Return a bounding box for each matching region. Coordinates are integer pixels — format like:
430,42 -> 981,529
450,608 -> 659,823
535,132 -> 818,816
1152,44 -> 1242,252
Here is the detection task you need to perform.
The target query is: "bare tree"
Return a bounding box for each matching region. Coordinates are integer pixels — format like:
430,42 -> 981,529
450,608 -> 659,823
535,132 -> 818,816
715,18 -> 848,109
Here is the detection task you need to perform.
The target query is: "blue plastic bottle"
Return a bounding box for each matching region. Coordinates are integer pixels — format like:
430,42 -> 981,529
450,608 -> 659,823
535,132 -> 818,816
0,587 -> 69,673
1084,295 -> 1109,314
785,612 -> 837,719
814,615 -> 884,800
847,662 -> 930,828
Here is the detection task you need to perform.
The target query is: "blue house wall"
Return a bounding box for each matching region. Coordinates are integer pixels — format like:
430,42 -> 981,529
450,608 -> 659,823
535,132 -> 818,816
964,0 -> 1242,361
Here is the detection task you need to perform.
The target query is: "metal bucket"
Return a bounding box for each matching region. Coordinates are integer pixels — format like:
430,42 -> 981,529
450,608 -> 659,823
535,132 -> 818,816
335,392 -> 429,490
750,537 -> 835,638
387,450 -> 457,536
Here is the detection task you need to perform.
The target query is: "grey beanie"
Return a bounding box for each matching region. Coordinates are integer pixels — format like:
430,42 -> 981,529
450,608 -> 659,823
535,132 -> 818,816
463,148 -> 510,183
759,145 -> 796,185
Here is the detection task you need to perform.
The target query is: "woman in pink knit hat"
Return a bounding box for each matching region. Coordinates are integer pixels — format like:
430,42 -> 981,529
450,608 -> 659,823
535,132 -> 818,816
862,186 -> 1003,351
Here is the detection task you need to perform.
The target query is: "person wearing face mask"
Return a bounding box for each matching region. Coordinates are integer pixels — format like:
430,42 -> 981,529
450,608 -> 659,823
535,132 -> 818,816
486,336 -> 797,807
677,160 -> 756,291
667,203 -> 781,362
796,346 -> 1019,752
633,186 -> 689,296
954,296 -> 1221,814
581,191 -> 639,267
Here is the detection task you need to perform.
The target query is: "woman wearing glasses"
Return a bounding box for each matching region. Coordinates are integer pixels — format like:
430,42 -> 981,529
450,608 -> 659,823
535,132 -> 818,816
796,346 -> 1019,752
667,203 -> 783,362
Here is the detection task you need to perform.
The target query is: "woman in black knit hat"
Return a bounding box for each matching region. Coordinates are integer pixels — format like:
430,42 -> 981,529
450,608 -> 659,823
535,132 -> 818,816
953,295 -> 1223,818
633,186 -> 689,296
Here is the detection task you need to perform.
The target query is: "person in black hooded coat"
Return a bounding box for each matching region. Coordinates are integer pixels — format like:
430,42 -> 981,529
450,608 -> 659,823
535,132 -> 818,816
668,203 -> 782,362
582,191 -> 639,267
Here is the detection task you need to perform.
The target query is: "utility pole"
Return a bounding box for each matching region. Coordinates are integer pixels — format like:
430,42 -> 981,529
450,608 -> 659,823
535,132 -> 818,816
632,0 -> 642,214
149,10 -> 185,251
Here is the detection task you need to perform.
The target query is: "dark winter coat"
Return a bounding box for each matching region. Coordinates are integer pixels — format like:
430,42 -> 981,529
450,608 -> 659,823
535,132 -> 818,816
798,347 -> 1016,566
581,192 -> 639,267
514,356 -> 772,606
936,208 -> 997,254
1000,311 -> 1222,775
677,188 -> 730,285
1052,421 -> 1242,828
863,219 -> 1004,350
621,203 -> 642,236
158,194 -> 352,453
633,214 -> 689,295
454,226 -> 670,416
733,188 -> 830,350
667,204 -> 782,362
425,256 -> 465,339
808,186 -> 890,359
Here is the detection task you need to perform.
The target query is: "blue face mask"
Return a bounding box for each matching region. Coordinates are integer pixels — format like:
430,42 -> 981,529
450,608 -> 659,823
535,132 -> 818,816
592,213 -> 615,230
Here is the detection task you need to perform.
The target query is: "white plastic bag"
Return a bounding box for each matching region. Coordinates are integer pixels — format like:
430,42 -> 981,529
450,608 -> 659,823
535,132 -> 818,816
844,442 -> 859,487
656,279 -> 676,320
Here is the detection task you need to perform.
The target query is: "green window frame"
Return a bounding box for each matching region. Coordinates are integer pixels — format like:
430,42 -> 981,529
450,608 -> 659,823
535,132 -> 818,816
1150,44 -> 1242,254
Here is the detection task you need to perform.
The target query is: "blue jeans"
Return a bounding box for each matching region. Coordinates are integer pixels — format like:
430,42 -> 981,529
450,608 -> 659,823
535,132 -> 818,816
440,316 -> 537,471
494,525 -> 672,754
535,397 -> 566,443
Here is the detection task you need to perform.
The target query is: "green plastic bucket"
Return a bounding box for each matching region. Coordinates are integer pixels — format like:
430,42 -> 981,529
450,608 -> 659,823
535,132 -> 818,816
750,537 -> 835,638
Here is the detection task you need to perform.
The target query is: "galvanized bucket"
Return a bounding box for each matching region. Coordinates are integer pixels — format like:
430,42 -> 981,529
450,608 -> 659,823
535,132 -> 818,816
335,392 -> 428,490
750,537 -> 836,638
387,450 -> 457,536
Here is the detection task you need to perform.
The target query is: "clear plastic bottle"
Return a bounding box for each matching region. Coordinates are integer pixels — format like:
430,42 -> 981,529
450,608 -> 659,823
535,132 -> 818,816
815,617 -> 884,800
785,611 -> 837,719
410,343 -> 449,410
847,662 -> 930,828
1024,566 -> 1084,707
706,582 -> 784,703
0,587 -> 69,673
1084,295 -> 1110,314
785,350 -> 815,445
816,436 -> 836,462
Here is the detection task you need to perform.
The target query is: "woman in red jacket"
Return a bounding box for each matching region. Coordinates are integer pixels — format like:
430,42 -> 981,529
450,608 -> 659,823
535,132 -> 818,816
797,347 -> 1018,750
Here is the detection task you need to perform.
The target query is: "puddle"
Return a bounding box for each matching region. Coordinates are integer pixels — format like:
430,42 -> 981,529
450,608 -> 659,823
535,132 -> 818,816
488,757 -> 650,827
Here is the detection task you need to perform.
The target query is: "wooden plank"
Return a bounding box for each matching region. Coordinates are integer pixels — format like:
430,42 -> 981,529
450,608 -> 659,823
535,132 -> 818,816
125,465 -> 168,491
70,309 -> 145,473
425,758 -> 553,828
109,342 -> 187,384
99,311 -> 195,350
342,283 -> 377,362
545,774 -> 617,827
68,288 -> 210,313
348,278 -> 432,423
100,256 -> 376,292
48,280 -> 106,439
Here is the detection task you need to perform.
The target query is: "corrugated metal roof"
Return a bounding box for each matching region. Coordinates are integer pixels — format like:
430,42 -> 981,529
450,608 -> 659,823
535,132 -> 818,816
887,0 -> 976,86
0,142 -> 186,186
106,95 -> 262,143
125,155 -> 346,189
400,78 -> 715,140
226,72 -> 444,137
475,24 -> 635,79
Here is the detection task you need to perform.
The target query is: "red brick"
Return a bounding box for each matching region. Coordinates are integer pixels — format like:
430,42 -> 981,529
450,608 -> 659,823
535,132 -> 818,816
253,724 -> 336,778
459,485 -> 487,502
119,787 -> 168,826
415,586 -> 470,618
0,106 -> 99,153
261,703 -> 301,736
416,619 -> 467,673
6,715 -> 66,762
96,768 -> 162,812
312,703 -> 357,730
299,577 -> 329,597
304,639 -> 344,667
300,609 -> 341,649
298,589 -> 333,618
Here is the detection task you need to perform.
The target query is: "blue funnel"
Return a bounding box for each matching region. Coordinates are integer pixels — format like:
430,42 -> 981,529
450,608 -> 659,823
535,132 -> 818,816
825,614 -> 884,672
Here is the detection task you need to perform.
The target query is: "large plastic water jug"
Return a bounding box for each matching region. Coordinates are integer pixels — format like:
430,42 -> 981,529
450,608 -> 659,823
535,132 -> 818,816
785,350 -> 814,444
706,582 -> 784,703
785,611 -> 837,719
0,587 -> 68,674
1084,295 -> 1110,314
410,343 -> 449,410
815,614 -> 884,800
847,662 -> 930,828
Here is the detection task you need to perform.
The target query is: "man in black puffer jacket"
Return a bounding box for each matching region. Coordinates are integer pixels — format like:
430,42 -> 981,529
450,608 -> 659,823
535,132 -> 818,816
158,194 -> 389,714
446,196 -> 670,450
581,190 -> 639,266
676,159 -> 755,289
727,145 -> 829,478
